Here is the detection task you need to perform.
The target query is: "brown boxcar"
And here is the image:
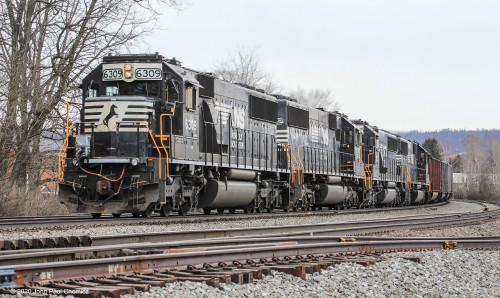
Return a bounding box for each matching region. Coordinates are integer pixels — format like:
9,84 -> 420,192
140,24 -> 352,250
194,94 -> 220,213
429,157 -> 442,201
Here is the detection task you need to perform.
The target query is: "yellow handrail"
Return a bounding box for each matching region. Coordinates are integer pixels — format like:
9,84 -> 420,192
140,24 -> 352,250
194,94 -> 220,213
57,101 -> 73,181
402,165 -> 411,192
159,113 -> 171,177
290,146 -> 303,185
282,144 -> 297,186
147,126 -> 163,180
297,145 -> 305,184
289,146 -> 301,184
364,152 -> 373,189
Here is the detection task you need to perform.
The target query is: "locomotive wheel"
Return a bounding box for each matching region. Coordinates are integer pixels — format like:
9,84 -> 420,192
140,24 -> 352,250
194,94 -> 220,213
178,203 -> 190,216
243,206 -> 253,214
112,213 -> 121,218
203,208 -> 212,215
217,208 -> 224,214
91,213 -> 102,219
256,202 -> 265,213
293,202 -> 301,212
160,204 -> 172,217
229,208 -> 236,214
142,206 -> 154,218
266,205 -> 274,213
132,212 -> 141,218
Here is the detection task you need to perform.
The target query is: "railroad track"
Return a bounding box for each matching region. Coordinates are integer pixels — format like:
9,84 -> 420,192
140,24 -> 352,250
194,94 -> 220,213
0,207 -> 488,251
0,200 -> 497,297
0,200 -> 495,251
1,205 -> 499,258
0,203 -> 498,289
0,235 -> 498,297
0,201 -> 451,231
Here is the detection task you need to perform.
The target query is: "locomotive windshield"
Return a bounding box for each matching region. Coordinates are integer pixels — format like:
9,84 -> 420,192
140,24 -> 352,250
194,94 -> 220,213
105,81 -> 160,97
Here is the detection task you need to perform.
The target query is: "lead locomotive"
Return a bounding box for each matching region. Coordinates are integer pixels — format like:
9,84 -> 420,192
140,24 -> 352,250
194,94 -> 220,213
58,53 -> 453,218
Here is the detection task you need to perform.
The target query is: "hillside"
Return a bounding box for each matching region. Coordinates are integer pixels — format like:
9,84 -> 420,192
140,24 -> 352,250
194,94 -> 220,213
397,129 -> 500,155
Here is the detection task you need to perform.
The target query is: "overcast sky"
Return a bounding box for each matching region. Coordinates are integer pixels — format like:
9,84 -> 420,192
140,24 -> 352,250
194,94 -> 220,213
140,0 -> 500,132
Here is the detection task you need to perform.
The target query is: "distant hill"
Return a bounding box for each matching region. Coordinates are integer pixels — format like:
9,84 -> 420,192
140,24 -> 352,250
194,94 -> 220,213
396,129 -> 500,155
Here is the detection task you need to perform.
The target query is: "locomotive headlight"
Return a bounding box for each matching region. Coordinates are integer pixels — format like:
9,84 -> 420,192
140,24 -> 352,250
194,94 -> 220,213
130,158 -> 139,167
124,64 -> 133,79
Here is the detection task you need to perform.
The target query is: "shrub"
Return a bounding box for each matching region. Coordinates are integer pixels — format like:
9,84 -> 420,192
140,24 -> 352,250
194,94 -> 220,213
0,187 -> 71,216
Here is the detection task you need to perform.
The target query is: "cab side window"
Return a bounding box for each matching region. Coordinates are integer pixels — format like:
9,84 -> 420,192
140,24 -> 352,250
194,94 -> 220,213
186,84 -> 196,110
166,78 -> 180,103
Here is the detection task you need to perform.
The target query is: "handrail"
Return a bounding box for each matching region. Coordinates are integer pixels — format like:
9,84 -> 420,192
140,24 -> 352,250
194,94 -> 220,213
297,145 -> 305,184
289,145 -> 302,185
282,144 -> 297,185
364,151 -> 373,189
147,126 -> 163,180
402,165 -> 412,192
57,101 -> 73,181
159,113 -> 171,177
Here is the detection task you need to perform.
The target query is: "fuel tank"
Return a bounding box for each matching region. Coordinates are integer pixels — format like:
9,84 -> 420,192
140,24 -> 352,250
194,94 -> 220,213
227,169 -> 256,181
198,179 -> 257,208
325,176 -> 342,184
379,189 -> 397,204
375,189 -> 387,203
411,190 -> 425,203
429,191 -> 440,201
315,184 -> 347,206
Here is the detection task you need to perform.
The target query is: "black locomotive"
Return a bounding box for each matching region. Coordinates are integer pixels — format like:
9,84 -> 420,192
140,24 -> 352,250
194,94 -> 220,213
57,53 -> 453,218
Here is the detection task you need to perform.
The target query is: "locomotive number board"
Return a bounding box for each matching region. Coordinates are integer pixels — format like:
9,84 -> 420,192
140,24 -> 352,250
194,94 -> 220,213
102,63 -> 163,81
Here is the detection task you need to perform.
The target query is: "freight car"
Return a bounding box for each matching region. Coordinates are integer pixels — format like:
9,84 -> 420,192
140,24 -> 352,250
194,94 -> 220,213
57,53 -> 453,218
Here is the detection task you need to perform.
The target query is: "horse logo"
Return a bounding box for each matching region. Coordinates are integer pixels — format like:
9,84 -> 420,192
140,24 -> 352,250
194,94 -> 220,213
103,104 -> 118,128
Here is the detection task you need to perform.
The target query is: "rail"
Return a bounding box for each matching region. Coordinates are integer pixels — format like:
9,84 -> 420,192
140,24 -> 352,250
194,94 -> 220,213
0,200 -> 452,234
1,201 -> 498,295
1,235 -> 499,292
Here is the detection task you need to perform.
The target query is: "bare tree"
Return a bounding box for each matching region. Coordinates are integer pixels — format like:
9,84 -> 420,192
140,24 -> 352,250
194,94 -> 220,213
213,46 -> 280,93
463,134 -> 483,196
213,47 -> 342,113
288,87 -> 340,112
0,0 -> 183,188
440,140 -> 457,160
462,134 -> 500,202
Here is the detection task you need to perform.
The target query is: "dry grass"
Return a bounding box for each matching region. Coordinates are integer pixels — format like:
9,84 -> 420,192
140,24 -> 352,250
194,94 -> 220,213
0,187 -> 71,216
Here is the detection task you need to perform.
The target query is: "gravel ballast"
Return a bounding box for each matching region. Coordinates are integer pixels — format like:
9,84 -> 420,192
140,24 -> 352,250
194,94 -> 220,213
122,250 -> 500,298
